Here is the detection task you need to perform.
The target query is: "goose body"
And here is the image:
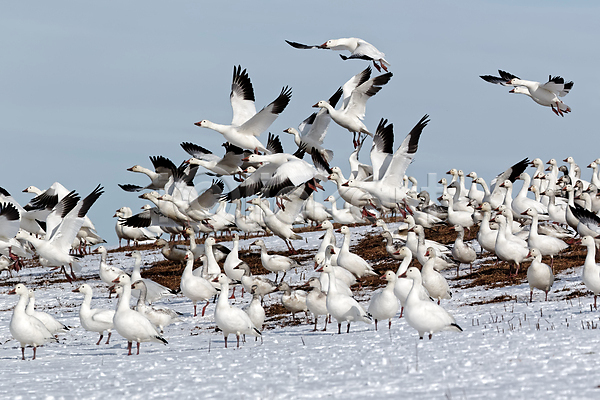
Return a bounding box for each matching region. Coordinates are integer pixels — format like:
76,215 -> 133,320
526,248 -> 554,302
180,251 -> 217,317
73,284 -> 115,345
26,290 -> 69,335
368,271 -> 400,330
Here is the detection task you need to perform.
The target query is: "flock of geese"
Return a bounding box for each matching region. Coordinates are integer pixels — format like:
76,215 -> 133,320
3,37 -> 597,361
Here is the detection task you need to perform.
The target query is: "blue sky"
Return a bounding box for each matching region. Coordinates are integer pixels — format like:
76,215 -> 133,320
2,1 -> 598,245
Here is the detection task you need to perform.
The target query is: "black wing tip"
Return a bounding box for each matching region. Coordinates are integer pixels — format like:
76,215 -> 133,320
232,65 -> 255,102
118,184 -> 143,192
0,202 -> 20,221
267,132 -> 284,154
0,187 -> 11,197
181,142 -> 213,156
451,323 -> 463,332
328,87 -> 343,108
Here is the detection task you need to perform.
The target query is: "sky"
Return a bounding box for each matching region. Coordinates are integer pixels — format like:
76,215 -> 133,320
1,1 -> 599,245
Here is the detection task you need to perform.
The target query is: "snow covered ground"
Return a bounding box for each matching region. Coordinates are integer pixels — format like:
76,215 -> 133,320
1,224 -> 599,399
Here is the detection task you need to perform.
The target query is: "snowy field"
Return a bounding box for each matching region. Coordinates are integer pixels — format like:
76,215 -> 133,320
1,224 -> 599,399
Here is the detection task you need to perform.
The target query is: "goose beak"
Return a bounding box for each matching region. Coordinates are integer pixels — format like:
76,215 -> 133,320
312,102 -> 320,108
8,288 -> 16,295
341,182 -> 349,187
112,277 -> 121,284
194,121 -> 202,127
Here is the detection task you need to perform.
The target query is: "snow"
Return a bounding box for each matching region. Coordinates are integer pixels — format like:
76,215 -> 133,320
1,225 -> 599,399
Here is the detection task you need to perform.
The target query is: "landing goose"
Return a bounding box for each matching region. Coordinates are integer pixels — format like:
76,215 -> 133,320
158,180 -> 224,223
131,280 -> 182,333
180,251 -> 217,317
367,271 -> 400,330
9,283 -> 58,360
118,156 -> 176,192
72,284 -> 115,345
26,289 -> 69,335
344,116 -> 429,210
321,263 -> 372,334
580,236 -> 600,309
128,250 -> 177,303
313,67 -> 393,146
248,197 -> 303,253
480,70 -> 573,116
181,142 -> 245,178
303,277 -> 329,331
400,267 -> 462,340
195,65 -> 291,153
286,37 -> 390,72
213,273 -> 261,348
526,248 -> 554,302
328,167 -> 374,210
112,274 -> 168,355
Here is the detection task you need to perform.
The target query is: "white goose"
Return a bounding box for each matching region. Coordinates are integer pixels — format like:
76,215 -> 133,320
118,155 -> 175,192
451,225 -> 477,276
581,236 -> 600,309
180,251 -> 217,317
324,195 -> 363,225
112,274 -> 168,355
336,225 -> 377,278
131,280 -> 182,333
476,202 -> 498,254
251,238 -> 298,283
304,277 -> 329,331
315,245 -> 354,295
400,267 -> 462,340
223,233 -> 248,297
9,283 -> 58,360
128,250 -> 176,303
232,199 -> 264,237
393,247 -> 431,318
277,282 -> 308,320
322,263 -> 372,334
213,273 -> 261,348
313,67 -> 393,146
421,249 -> 452,304
181,142 -> 245,177
494,214 -> 529,276
243,285 -> 266,335
442,193 -> 475,229
94,245 -> 127,286
286,37 -> 390,72
526,248 -> 554,302
367,271 -> 400,330
480,70 -> 573,116
302,193 -> 332,225
26,289 -> 69,335
113,206 -> 160,247
72,284 -> 115,345
195,65 -> 291,153
521,207 -> 568,269
232,263 -> 278,300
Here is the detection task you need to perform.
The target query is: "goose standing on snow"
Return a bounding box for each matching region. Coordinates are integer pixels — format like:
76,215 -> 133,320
131,280 -> 182,333
321,263 -> 372,334
581,236 -> 600,309
480,70 -> 573,116
286,37 -> 390,72
303,277 -> 329,331
251,238 -> 298,283
420,249 -> 452,304
26,289 -> 69,335
400,267 -> 462,340
180,251 -> 217,317
243,285 -> 266,335
451,225 -> 477,276
368,270 -> 400,330
112,274 -> 168,355
9,283 -> 58,360
213,273 -> 261,348
526,248 -> 554,302
94,245 -> 127,287
313,67 -> 393,147
336,225 -> 377,278
277,281 -> 308,321
232,263 -> 278,300
194,65 -> 292,153
72,284 -> 115,345
128,250 -> 177,303
521,207 -> 568,270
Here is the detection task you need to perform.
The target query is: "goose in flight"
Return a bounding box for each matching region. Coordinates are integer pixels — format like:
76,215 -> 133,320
286,37 -> 390,72
480,70 -> 573,116
194,65 -> 292,153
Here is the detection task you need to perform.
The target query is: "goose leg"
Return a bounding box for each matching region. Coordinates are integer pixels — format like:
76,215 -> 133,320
127,341 -> 133,356
388,319 -> 392,329
229,287 -> 236,300
372,59 -> 381,72
375,319 -> 378,331
379,60 -> 388,72
96,333 -> 104,345
236,334 -> 241,348
338,323 -> 342,334
346,322 -> 351,333
399,307 -> 403,318
32,347 -> 37,360
224,335 -> 228,348
193,304 -> 197,317
136,342 -> 140,355
21,347 -> 25,360
106,331 -> 112,344
530,289 -> 533,303
202,300 -> 210,317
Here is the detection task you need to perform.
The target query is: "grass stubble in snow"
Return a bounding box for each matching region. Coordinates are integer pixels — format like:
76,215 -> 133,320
1,223 -> 599,399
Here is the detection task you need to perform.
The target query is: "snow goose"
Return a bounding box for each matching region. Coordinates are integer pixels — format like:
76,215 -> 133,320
222,233 -> 247,297
521,208 -> 568,269
314,220 -> 340,265
180,251 -> 217,317
303,277 -> 329,331
232,199 -> 264,237
588,161 -> 600,188
118,156 -> 175,192
154,238 -> 188,263
0,187 -> 44,236
480,70 -> 573,116
248,197 -> 303,253
315,245 -> 354,295
9,283 -> 58,360
466,172 -> 485,204
112,274 -> 168,355
336,225 -> 377,278
232,263 -> 278,300
451,225 -> 477,276
570,205 -> 600,247
302,193 -> 332,225
17,185 -> 104,282
114,206 -> 160,247
73,284 -> 115,344
213,273 -> 261,348
128,250 -> 177,303
328,167 -> 374,210
158,180 -> 224,223
345,116 -> 429,210
277,282 -> 308,320
411,224 -> 453,270
382,231 -> 403,260
421,249 -> 452,304
581,236 -> 600,309
313,67 -> 393,146
26,289 -> 69,335
475,202 -> 498,253
94,245 -> 127,286
494,214 -> 529,276
321,263 -> 372,334
393,247 -> 431,318
511,173 -> 548,216
195,65 -> 292,153
243,285 -> 266,334
131,280 -> 182,333
251,238 -> 298,283
368,271 -> 400,330
0,201 -> 30,267
441,193 -> 474,229
324,195 -> 363,225
526,248 -> 554,302
284,87 -> 342,162
286,37 -> 390,72
418,191 -> 448,220
400,267 -> 462,340
181,142 -> 245,178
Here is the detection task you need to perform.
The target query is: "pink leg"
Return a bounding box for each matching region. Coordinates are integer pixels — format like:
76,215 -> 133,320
127,341 -> 133,356
32,347 -> 37,360
193,304 -> 197,317
96,333 -> 104,345
21,347 -> 25,360
137,342 -> 140,355
202,300 -> 210,317
105,331 -> 111,344
229,287 -> 236,300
